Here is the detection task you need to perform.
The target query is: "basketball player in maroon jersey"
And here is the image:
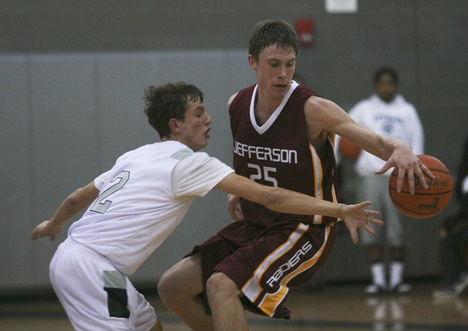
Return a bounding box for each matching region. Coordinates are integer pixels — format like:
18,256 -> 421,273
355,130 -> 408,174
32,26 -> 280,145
158,20 -> 433,331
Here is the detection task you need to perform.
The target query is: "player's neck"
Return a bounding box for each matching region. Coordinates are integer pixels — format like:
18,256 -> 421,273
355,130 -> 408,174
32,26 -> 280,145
254,90 -> 282,119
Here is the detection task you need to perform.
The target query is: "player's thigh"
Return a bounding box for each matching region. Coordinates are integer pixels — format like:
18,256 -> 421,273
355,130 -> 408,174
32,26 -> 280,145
159,255 -> 204,295
215,224 -> 334,319
50,246 -> 122,330
50,243 -> 155,330
217,223 -> 328,290
128,283 -> 158,331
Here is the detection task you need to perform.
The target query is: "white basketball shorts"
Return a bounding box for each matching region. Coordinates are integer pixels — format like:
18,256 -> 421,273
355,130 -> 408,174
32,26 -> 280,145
49,239 -> 157,330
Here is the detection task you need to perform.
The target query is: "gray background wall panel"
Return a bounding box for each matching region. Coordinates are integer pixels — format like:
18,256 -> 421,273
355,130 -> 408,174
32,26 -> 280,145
30,56 -> 101,286
97,53 -> 164,165
0,57 -> 35,287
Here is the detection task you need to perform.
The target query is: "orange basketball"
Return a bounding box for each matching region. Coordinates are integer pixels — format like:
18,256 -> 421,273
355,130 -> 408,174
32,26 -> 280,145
388,155 -> 453,219
339,137 -> 361,160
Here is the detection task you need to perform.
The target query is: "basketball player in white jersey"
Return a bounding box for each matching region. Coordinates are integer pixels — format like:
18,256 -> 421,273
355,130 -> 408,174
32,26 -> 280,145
31,81 -> 383,330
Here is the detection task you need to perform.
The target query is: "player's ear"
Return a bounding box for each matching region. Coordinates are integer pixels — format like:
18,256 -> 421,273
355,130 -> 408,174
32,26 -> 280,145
168,118 -> 181,133
248,54 -> 257,70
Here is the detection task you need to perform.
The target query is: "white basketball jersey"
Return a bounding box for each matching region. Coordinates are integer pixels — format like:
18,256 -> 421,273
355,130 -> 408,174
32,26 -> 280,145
67,140 -> 233,275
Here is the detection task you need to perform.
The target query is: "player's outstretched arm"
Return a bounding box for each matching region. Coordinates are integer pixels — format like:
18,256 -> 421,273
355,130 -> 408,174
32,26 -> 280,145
216,174 -> 381,242
304,96 -> 434,194
31,181 -> 99,241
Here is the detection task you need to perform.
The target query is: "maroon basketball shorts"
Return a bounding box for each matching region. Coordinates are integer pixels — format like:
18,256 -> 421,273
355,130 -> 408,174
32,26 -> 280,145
186,220 -> 336,319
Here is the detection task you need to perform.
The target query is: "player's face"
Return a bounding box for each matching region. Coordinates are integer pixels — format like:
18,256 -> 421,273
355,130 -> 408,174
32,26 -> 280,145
376,73 -> 398,103
178,100 -> 212,152
249,44 -> 296,100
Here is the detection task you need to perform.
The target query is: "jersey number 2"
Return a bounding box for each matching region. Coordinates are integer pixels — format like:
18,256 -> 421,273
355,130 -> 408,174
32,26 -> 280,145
90,171 -> 130,213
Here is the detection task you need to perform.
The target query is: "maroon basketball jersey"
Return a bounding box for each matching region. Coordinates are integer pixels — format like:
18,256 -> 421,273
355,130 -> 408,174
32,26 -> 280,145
230,83 -> 339,226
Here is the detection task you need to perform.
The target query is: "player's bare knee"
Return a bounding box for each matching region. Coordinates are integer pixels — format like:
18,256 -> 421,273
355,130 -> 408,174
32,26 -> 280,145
157,271 -> 177,304
206,272 -> 240,299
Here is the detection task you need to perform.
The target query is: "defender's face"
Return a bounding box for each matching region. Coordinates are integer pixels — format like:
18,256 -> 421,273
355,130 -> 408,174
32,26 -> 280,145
249,44 -> 296,99
178,100 -> 212,152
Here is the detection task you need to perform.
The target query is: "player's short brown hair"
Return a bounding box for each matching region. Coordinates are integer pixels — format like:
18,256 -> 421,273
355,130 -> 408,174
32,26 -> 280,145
144,82 -> 204,139
248,20 -> 299,62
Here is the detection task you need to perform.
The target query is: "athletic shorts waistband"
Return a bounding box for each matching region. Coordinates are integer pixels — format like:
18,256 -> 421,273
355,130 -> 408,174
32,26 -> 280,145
62,238 -> 109,263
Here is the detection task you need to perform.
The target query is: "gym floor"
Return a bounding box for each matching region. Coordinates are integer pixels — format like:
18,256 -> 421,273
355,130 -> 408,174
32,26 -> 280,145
1,281 -> 468,331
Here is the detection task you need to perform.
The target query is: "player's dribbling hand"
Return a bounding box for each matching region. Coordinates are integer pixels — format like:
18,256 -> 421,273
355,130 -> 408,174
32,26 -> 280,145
375,140 -> 434,194
31,220 -> 61,241
341,201 -> 382,244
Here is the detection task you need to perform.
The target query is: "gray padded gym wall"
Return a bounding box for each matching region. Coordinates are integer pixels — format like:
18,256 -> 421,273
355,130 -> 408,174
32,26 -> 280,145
0,0 -> 467,291
0,50 -> 253,289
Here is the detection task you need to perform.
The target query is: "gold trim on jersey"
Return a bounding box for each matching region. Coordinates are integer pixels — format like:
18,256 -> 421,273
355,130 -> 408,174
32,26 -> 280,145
309,144 -> 324,225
